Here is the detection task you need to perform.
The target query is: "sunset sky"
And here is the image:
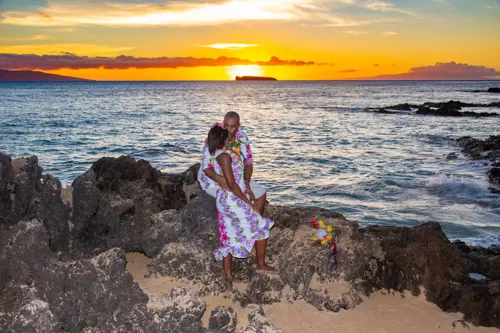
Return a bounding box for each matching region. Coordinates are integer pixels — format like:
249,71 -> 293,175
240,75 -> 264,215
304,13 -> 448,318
0,0 -> 499,80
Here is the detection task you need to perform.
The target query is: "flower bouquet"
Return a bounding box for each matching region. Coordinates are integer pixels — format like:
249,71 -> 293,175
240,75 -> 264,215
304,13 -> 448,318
311,218 -> 337,265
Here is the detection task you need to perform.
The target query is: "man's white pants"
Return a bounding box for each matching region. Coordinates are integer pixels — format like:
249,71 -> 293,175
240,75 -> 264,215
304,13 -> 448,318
205,179 -> 266,199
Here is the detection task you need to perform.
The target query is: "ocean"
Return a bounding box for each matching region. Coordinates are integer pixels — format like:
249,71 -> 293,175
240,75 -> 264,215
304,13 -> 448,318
1,80 -> 500,246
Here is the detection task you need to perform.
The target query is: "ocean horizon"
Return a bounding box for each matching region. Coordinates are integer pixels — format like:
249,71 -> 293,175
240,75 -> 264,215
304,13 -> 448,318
2,80 -> 500,246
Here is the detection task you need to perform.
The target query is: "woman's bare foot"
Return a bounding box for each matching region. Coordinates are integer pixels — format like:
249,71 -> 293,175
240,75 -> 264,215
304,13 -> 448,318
256,263 -> 277,273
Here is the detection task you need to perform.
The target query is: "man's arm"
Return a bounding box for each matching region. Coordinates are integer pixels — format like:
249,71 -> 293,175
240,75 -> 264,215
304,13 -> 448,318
244,164 -> 253,183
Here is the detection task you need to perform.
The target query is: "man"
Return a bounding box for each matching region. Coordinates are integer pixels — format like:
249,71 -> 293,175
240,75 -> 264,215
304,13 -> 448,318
198,111 -> 267,215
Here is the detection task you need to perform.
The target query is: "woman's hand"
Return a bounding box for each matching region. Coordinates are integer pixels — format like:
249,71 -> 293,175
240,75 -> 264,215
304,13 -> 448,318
216,174 -> 229,191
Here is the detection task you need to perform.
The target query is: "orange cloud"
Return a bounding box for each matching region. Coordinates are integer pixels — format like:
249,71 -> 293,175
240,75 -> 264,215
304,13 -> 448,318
354,62 -> 500,80
0,53 -> 324,70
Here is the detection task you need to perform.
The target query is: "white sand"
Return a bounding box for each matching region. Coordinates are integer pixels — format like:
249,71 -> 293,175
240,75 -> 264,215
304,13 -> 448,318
125,252 -> 500,333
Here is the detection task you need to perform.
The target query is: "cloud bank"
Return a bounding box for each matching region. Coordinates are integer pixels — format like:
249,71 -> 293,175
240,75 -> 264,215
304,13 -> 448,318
0,53 -> 322,70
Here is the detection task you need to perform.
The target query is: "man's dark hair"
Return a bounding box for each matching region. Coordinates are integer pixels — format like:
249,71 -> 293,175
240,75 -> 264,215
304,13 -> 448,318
224,111 -> 240,122
208,126 -> 229,155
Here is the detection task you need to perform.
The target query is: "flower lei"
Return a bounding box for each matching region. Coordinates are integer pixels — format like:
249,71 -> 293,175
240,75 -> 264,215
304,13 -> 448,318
311,218 -> 337,266
225,133 -> 252,166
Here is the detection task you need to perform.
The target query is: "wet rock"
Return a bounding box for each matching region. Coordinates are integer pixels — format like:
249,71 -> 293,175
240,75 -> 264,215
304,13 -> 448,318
447,152 -> 458,160
417,102 -> 464,116
457,136 -> 500,159
369,100 -> 498,117
386,103 -> 415,111
375,108 -> 392,114
488,168 -> 500,184
456,136 -> 500,192
489,186 -> 500,194
417,105 -> 431,114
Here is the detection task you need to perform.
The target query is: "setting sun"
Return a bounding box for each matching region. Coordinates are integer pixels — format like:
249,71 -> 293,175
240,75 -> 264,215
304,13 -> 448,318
226,65 -> 264,80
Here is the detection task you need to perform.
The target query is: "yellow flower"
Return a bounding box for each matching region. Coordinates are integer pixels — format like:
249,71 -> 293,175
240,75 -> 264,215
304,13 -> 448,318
321,240 -> 326,245
326,235 -> 332,241
326,225 -> 333,232
234,147 -> 241,153
312,237 -> 318,241
312,228 -> 317,234
318,220 -> 324,227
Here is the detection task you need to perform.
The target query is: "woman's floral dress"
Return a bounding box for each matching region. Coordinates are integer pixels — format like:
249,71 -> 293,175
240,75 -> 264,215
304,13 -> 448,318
212,148 -> 274,260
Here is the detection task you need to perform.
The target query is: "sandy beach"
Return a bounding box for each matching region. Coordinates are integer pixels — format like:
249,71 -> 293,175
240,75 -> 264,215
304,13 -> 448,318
126,252 -> 500,333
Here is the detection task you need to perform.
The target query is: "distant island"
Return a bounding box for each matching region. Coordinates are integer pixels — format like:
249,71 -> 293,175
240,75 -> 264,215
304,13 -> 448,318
235,75 -> 277,81
0,69 -> 90,82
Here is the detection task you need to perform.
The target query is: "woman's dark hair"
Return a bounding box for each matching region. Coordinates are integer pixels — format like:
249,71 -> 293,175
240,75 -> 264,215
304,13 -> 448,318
208,125 -> 228,155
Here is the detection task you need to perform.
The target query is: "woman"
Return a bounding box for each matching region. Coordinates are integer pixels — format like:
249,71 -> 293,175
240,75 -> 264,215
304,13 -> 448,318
207,124 -> 276,282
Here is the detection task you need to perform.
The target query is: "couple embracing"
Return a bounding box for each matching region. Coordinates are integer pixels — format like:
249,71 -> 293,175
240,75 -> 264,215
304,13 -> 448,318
197,112 -> 276,282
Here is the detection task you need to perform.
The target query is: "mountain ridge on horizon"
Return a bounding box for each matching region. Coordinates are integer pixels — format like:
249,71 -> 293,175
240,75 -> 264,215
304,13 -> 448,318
0,69 -> 91,81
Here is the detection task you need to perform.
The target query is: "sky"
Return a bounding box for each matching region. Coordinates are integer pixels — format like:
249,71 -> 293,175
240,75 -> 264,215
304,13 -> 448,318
0,0 -> 499,80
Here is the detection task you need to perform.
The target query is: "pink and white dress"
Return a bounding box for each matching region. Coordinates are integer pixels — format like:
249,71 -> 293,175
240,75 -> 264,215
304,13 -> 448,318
211,148 -> 274,260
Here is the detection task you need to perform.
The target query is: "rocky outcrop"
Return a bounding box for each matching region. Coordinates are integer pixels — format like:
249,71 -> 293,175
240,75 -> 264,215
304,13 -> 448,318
489,168 -> 500,184
456,135 -> 500,193
0,219 -> 209,333
70,155 -> 197,256
208,306 -> 238,332
1,152 -> 500,331
0,154 -> 71,253
363,223 -> 500,326
365,100 -> 500,117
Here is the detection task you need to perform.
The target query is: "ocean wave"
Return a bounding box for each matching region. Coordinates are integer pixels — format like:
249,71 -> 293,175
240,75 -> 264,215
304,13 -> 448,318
426,174 -> 499,206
